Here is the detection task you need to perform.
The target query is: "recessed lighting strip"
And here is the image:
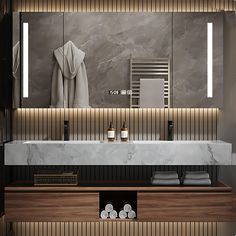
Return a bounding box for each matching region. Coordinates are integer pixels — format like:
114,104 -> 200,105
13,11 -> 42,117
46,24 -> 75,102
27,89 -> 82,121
207,22 -> 213,98
23,22 -> 29,98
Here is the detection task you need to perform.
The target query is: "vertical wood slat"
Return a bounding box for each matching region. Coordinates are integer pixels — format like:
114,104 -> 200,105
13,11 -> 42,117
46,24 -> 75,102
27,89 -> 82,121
9,165 -> 219,184
12,0 -> 236,12
0,216 -> 5,236
2,221 -> 218,236
12,108 -> 218,141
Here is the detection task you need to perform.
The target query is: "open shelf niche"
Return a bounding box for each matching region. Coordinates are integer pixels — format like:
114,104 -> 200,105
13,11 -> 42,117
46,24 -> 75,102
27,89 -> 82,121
99,191 -> 137,220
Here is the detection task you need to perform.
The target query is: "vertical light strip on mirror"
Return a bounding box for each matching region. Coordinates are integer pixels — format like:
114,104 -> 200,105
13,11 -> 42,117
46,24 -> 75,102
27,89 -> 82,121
23,22 -> 29,98
207,22 -> 213,98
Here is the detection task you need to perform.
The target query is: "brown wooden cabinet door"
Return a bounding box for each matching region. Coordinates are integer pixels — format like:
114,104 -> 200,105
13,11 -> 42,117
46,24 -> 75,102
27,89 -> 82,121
5,192 -> 99,222
137,192 -> 233,221
232,193 -> 236,221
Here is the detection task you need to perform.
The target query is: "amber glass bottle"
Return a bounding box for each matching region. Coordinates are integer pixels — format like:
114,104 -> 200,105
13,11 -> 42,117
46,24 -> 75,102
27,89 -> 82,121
121,121 -> 128,142
107,122 -> 115,142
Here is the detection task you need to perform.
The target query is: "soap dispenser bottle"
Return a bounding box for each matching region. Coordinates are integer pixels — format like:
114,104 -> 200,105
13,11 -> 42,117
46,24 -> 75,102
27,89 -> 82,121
121,121 -> 128,142
107,122 -> 115,142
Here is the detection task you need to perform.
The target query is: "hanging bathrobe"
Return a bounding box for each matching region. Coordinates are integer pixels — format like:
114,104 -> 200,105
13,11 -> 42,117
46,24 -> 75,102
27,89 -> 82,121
51,41 -> 90,108
12,41 -> 20,108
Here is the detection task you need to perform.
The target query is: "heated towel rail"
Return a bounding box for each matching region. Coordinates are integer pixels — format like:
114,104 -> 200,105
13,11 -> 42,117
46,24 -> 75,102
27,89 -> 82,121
130,56 -> 170,108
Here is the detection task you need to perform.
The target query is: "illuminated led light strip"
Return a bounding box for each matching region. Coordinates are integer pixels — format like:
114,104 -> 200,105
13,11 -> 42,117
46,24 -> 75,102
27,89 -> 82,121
23,22 -> 29,98
207,22 -> 213,98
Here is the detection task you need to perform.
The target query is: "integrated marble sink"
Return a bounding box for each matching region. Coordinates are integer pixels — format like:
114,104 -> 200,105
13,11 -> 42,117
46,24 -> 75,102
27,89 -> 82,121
132,140 -> 218,144
23,140 -> 218,144
23,140 -> 102,144
5,140 -> 232,165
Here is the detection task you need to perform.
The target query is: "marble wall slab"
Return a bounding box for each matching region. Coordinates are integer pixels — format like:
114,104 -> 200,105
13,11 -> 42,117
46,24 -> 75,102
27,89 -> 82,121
173,13 -> 223,108
21,13 -> 64,108
64,13 -> 172,108
19,13 -> 172,108
15,13 -> 223,108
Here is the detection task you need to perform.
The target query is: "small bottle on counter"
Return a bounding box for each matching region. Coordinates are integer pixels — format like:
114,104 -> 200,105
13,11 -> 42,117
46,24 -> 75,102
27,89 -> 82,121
121,121 -> 128,142
107,122 -> 115,142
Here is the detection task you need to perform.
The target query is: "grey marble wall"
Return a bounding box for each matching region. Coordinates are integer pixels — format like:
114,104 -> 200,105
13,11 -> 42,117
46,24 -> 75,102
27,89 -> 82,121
19,13 -> 172,108
173,13 -> 223,108
64,13 -> 172,108
21,13 -> 64,108
15,13 -> 223,108
13,13 -> 19,46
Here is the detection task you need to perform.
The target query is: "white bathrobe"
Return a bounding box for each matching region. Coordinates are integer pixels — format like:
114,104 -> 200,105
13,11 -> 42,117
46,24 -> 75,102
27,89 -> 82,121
12,41 -> 20,108
51,41 -> 90,108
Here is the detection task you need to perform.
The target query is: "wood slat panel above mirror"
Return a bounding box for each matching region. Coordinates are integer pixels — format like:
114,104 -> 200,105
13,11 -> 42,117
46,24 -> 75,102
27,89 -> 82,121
12,108 -> 218,141
12,0 -> 236,12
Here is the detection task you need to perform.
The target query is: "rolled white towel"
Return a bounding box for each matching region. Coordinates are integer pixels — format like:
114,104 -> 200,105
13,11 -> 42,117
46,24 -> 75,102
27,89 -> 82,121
100,210 -> 109,219
152,171 -> 178,179
151,178 -> 180,186
124,203 -> 132,212
184,171 -> 210,179
183,178 -> 211,186
105,203 -> 113,212
109,210 -> 118,219
119,210 -> 127,219
128,210 -> 136,219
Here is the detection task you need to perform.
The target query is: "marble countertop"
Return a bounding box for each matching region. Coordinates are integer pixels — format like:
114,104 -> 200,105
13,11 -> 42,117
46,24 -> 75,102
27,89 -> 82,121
4,140 -> 232,165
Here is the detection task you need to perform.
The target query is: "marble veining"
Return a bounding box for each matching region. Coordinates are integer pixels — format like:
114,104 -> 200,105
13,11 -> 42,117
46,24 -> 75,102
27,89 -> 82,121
5,140 -> 232,165
173,13 -> 223,108
19,13 -> 171,108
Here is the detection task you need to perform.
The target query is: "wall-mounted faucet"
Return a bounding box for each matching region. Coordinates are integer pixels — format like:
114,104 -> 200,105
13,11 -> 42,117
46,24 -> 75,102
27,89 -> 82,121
64,120 -> 70,141
168,120 -> 174,141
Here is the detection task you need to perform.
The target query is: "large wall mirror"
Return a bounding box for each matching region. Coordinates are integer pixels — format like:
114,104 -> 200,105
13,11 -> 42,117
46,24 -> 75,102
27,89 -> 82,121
12,12 -> 223,108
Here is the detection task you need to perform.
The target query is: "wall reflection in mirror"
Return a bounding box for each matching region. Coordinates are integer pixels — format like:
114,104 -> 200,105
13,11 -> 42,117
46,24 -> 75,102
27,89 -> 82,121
12,12 -> 223,108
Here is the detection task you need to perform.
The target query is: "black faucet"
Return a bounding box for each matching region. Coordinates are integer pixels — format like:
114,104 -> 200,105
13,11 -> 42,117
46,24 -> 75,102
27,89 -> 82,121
64,120 -> 70,141
168,120 -> 174,141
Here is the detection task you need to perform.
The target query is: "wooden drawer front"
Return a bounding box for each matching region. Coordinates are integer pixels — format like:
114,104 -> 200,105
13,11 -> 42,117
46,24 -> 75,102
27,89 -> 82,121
5,192 -> 99,222
232,193 -> 236,221
137,192 -> 233,221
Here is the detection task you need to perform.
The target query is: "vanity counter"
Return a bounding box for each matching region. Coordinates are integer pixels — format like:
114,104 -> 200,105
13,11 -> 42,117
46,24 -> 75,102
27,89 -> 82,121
4,140 -> 232,165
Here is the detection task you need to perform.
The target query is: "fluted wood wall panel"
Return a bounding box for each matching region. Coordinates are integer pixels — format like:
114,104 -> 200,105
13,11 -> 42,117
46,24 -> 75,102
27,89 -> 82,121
12,0 -> 236,12
0,147 -> 4,215
12,108 -> 218,141
0,0 -> 11,13
4,221 -> 217,236
0,216 -> 5,236
10,166 -> 218,182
